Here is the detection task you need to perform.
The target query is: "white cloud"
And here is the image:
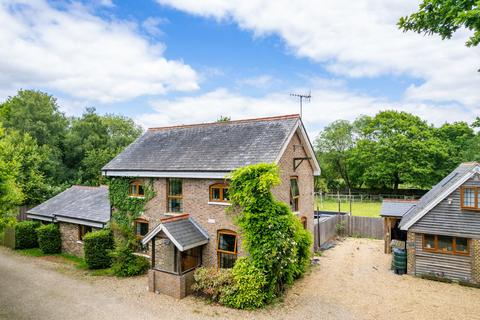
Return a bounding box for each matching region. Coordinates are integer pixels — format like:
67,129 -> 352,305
237,74 -> 275,88
136,80 -> 475,138
156,0 -> 480,109
0,0 -> 198,103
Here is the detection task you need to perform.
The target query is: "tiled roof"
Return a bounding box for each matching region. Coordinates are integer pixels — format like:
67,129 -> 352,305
141,215 -> 209,251
27,185 -> 110,224
380,199 -> 417,217
399,162 -> 480,229
102,115 -> 301,173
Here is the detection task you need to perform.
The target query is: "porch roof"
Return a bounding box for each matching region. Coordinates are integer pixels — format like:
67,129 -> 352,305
141,215 -> 209,251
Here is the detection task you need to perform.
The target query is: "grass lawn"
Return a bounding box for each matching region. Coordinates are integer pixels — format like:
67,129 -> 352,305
316,199 -> 382,217
14,248 -> 113,275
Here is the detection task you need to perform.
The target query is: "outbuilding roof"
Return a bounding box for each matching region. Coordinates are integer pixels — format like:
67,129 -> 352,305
380,199 -> 417,218
102,114 -> 320,178
141,215 -> 209,251
399,162 -> 480,230
27,185 -> 110,227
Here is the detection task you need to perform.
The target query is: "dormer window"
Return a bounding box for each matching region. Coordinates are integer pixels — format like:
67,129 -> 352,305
129,180 -> 145,197
461,186 -> 479,210
209,183 -> 229,203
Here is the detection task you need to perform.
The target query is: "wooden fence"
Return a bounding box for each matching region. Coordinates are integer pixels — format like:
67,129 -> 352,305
314,215 -> 384,249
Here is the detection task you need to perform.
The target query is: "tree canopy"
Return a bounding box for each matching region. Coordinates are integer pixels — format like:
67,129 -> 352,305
315,110 -> 479,191
398,0 -> 480,47
0,90 -> 143,218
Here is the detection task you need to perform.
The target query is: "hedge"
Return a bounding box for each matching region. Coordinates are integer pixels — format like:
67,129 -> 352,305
37,224 -> 61,254
15,221 -> 40,249
110,244 -> 150,277
83,229 -> 114,269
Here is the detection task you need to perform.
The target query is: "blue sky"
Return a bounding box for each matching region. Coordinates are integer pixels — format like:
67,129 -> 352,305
1,0 -> 479,137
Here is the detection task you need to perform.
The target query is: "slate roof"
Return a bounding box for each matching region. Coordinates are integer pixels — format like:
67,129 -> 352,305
141,215 -> 209,251
102,115 -> 304,173
380,199 -> 417,218
27,186 -> 110,224
399,162 -> 480,229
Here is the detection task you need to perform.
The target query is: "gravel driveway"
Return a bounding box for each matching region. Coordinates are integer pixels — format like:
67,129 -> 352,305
1,239 -> 480,320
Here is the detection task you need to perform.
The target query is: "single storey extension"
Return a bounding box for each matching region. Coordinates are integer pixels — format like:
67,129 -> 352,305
27,185 -> 110,257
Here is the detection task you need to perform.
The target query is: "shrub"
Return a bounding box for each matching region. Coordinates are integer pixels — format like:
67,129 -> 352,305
83,229 -> 114,269
192,267 -> 234,302
15,221 -> 40,249
220,258 -> 268,309
110,243 -> 149,277
335,220 -> 346,236
37,224 -> 61,254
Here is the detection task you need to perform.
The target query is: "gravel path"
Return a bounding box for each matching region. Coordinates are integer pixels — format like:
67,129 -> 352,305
1,239 -> 480,320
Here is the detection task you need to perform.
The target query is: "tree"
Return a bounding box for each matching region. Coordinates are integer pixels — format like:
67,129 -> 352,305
64,108 -> 142,185
0,90 -> 68,184
315,120 -> 356,189
353,110 -> 448,191
398,0 -> 480,47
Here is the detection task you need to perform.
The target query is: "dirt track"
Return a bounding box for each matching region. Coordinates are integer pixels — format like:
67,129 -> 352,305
1,239 -> 480,320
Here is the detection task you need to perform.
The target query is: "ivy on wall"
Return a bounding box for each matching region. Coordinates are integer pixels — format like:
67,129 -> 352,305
107,177 -> 155,241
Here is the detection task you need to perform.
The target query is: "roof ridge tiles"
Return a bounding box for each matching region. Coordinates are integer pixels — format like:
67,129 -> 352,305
147,114 -> 300,132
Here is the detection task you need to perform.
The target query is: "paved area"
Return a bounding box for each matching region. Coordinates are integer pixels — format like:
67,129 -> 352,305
1,239 -> 480,320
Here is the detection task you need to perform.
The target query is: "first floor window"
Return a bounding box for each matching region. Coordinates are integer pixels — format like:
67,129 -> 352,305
217,230 -> 237,268
290,177 -> 300,212
129,180 -> 145,197
78,225 -> 92,241
167,178 -> 183,213
209,183 -> 229,203
461,186 -> 478,209
423,234 -> 470,255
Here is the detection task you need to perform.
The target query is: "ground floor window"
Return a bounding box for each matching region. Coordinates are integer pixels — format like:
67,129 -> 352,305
301,216 -> 307,229
134,219 -> 149,238
423,234 -> 470,255
217,230 -> 237,268
78,225 -> 92,241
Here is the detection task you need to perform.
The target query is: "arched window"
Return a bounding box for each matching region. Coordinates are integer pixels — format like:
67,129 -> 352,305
290,177 -> 300,212
301,216 -> 307,230
129,180 -> 145,197
217,229 -> 237,268
210,183 -> 229,203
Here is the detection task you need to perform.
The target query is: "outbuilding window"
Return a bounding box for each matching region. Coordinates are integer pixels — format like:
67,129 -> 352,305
423,234 -> 470,255
78,225 -> 92,241
167,178 -> 183,213
217,230 -> 237,268
209,183 -> 229,203
461,186 -> 479,210
290,177 -> 300,212
129,180 -> 145,197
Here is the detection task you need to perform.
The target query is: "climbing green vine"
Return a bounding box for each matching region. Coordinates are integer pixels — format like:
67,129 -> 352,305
107,177 -> 155,241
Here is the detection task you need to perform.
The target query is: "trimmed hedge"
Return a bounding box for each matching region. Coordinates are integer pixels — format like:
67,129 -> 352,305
37,224 -> 61,254
15,221 -> 40,249
83,229 -> 114,269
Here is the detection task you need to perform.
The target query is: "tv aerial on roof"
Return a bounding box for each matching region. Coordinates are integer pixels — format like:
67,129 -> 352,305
290,91 -> 311,119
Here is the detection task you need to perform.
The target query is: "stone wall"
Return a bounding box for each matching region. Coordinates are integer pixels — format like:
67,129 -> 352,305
59,222 -> 84,257
148,269 -> 195,299
406,231 -> 416,275
472,239 -> 480,284
153,235 -> 176,272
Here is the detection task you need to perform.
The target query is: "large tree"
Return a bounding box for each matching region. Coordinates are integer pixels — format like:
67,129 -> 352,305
352,111 -> 449,191
398,0 -> 480,47
64,108 -> 142,185
0,90 -> 68,184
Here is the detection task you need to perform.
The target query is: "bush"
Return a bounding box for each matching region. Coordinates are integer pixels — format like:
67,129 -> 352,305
15,221 -> 40,249
37,224 -> 61,254
110,244 -> 149,277
83,229 -> 114,269
192,267 -> 234,302
220,258 -> 268,309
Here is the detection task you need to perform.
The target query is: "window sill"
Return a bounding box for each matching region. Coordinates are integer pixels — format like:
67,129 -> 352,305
133,252 -> 151,259
292,211 -> 300,215
208,201 -> 231,206
76,240 -> 84,245
164,212 -> 185,216
128,195 -> 145,199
